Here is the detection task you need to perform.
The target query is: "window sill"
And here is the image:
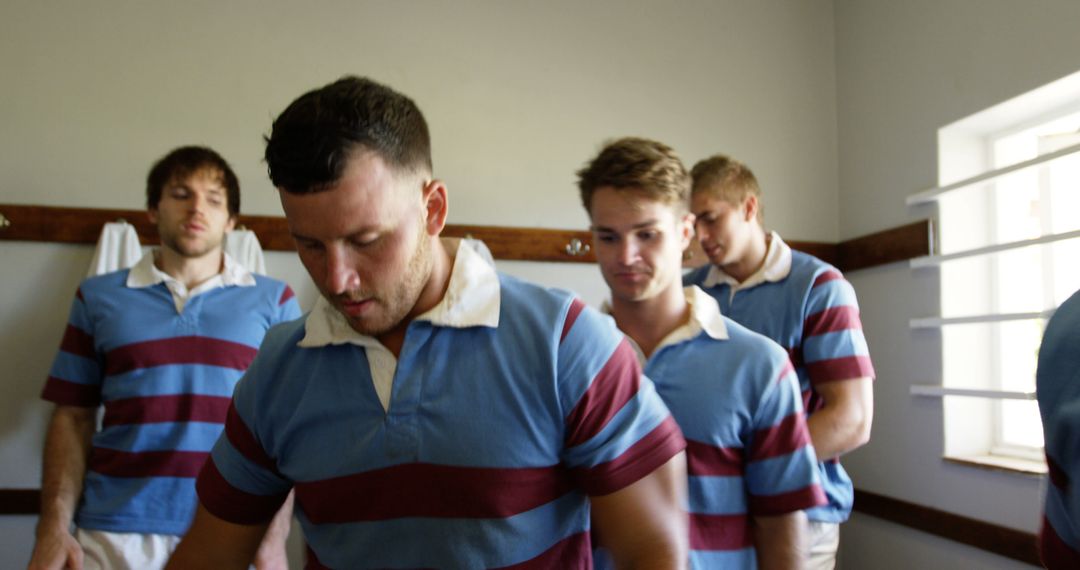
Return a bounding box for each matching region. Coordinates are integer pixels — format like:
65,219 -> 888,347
944,454 -> 1047,476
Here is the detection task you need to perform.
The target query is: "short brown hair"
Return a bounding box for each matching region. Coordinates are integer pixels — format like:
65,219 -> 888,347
576,137 -> 690,214
265,76 -> 432,195
147,146 -> 240,217
690,154 -> 763,223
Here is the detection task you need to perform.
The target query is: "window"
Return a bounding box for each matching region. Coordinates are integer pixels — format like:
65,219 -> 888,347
908,70 -> 1080,471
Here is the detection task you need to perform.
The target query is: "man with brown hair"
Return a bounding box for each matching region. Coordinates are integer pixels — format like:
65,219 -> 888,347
167,78 -> 689,569
685,154 -> 875,569
579,137 -> 825,569
30,146 -> 300,570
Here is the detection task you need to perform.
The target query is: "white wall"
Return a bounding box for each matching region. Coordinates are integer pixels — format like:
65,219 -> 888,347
0,1 -> 840,567
833,0 -> 1080,566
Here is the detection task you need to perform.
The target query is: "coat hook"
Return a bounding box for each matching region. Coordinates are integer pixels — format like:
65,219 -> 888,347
565,238 -> 590,256
0,212 -> 10,229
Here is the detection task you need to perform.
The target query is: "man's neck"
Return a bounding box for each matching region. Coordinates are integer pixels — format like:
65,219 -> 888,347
722,227 -> 770,284
610,283 -> 689,360
377,236 -> 453,357
155,247 -> 224,289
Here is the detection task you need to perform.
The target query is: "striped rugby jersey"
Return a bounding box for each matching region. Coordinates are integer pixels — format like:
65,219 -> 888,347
197,254 -> 686,569
600,287 -> 824,568
41,263 -> 300,535
1037,289 -> 1080,569
684,233 -> 875,523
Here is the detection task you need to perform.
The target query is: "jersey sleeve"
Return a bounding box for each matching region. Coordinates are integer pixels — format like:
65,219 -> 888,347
801,269 -> 875,386
557,299 -> 686,496
41,286 -> 104,407
744,358 -> 827,515
195,349 -> 293,525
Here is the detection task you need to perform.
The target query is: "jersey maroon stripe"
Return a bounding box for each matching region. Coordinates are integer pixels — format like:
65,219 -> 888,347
686,439 -> 744,477
196,459 -> 289,525
805,355 -> 875,384
749,413 -> 812,462
294,463 -> 575,524
102,394 -> 231,427
278,286 -> 296,306
41,376 -> 101,407
804,305 -> 863,337
749,484 -> 827,516
1040,515 -> 1080,569
60,324 -> 96,359
223,403 -> 279,474
105,335 -> 257,375
572,416 -> 686,496
812,270 -> 843,288
689,512 -> 752,551
564,339 -> 641,448
560,298 -> 587,343
88,447 -> 209,478
1047,453 -> 1069,491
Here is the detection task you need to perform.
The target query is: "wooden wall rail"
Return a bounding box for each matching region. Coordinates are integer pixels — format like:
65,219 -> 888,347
852,489 -> 1039,566
0,487 -> 1038,564
0,203 -> 932,272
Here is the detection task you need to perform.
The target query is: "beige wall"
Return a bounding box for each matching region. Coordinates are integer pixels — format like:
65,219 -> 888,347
0,0 -> 840,566
834,0 -> 1080,567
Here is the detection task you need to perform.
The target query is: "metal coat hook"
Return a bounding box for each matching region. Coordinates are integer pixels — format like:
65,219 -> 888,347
565,238 -> 590,256
0,212 -> 9,228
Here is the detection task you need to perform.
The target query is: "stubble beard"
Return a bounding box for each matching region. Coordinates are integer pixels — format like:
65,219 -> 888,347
343,225 -> 434,338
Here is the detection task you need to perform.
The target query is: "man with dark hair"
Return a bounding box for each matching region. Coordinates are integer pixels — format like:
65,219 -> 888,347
579,138 -> 825,569
684,154 -> 875,569
29,146 -> 301,570
167,77 -> 689,569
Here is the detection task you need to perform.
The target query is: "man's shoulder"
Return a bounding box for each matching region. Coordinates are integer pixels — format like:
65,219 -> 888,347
496,272 -> 580,315
75,269 -> 134,301
683,264 -> 711,286
707,316 -> 790,373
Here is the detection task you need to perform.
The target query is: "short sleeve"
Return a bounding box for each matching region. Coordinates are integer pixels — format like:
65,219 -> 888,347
41,287 -> 103,407
801,269 -> 875,386
557,299 -> 686,496
195,353 -> 292,525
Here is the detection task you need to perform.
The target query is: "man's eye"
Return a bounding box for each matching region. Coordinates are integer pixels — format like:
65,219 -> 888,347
596,233 -> 618,243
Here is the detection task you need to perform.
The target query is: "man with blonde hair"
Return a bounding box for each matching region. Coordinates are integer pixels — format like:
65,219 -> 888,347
579,137 -> 825,569
684,154 -> 875,569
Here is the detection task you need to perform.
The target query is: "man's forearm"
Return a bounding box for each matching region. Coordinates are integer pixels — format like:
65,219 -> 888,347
806,377 -> 873,459
38,406 -> 95,532
753,511 -> 807,570
253,491 -> 294,569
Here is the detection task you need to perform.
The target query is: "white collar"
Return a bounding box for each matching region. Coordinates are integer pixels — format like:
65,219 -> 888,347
298,239 -> 501,348
603,286 -> 729,364
703,231 -> 792,290
125,250 -> 255,289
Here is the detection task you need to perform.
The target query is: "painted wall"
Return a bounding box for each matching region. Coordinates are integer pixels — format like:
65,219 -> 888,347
833,0 -> 1080,566
0,0 -> 840,566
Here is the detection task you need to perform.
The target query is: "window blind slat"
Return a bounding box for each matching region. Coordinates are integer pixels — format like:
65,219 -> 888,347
909,310 -> 1055,328
910,385 -> 1036,401
909,228 -> 1080,268
907,140 -> 1080,205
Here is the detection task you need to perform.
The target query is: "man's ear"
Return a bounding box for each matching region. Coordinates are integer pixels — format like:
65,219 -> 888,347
679,211 -> 696,251
147,208 -> 159,225
742,195 -> 759,223
225,215 -> 237,233
422,179 -> 449,236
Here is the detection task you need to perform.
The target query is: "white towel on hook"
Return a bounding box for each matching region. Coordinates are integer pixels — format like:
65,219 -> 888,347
87,222 -> 143,277
225,229 -> 267,275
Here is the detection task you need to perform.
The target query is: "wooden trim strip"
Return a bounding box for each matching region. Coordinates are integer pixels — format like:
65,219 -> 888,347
852,489 -> 1039,565
0,203 -> 931,272
0,488 -> 39,515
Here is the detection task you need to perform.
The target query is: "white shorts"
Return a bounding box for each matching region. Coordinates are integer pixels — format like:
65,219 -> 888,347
75,528 -> 181,570
807,520 -> 840,570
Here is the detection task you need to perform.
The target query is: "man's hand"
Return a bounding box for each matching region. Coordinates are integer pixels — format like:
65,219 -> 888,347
27,525 -> 83,570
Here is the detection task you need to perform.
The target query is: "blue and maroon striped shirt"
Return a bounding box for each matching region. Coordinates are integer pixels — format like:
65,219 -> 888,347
685,234 -> 875,523
198,266 -> 685,568
42,267 -> 300,535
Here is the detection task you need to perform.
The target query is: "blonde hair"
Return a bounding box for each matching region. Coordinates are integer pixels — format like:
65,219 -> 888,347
690,154 -> 763,224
